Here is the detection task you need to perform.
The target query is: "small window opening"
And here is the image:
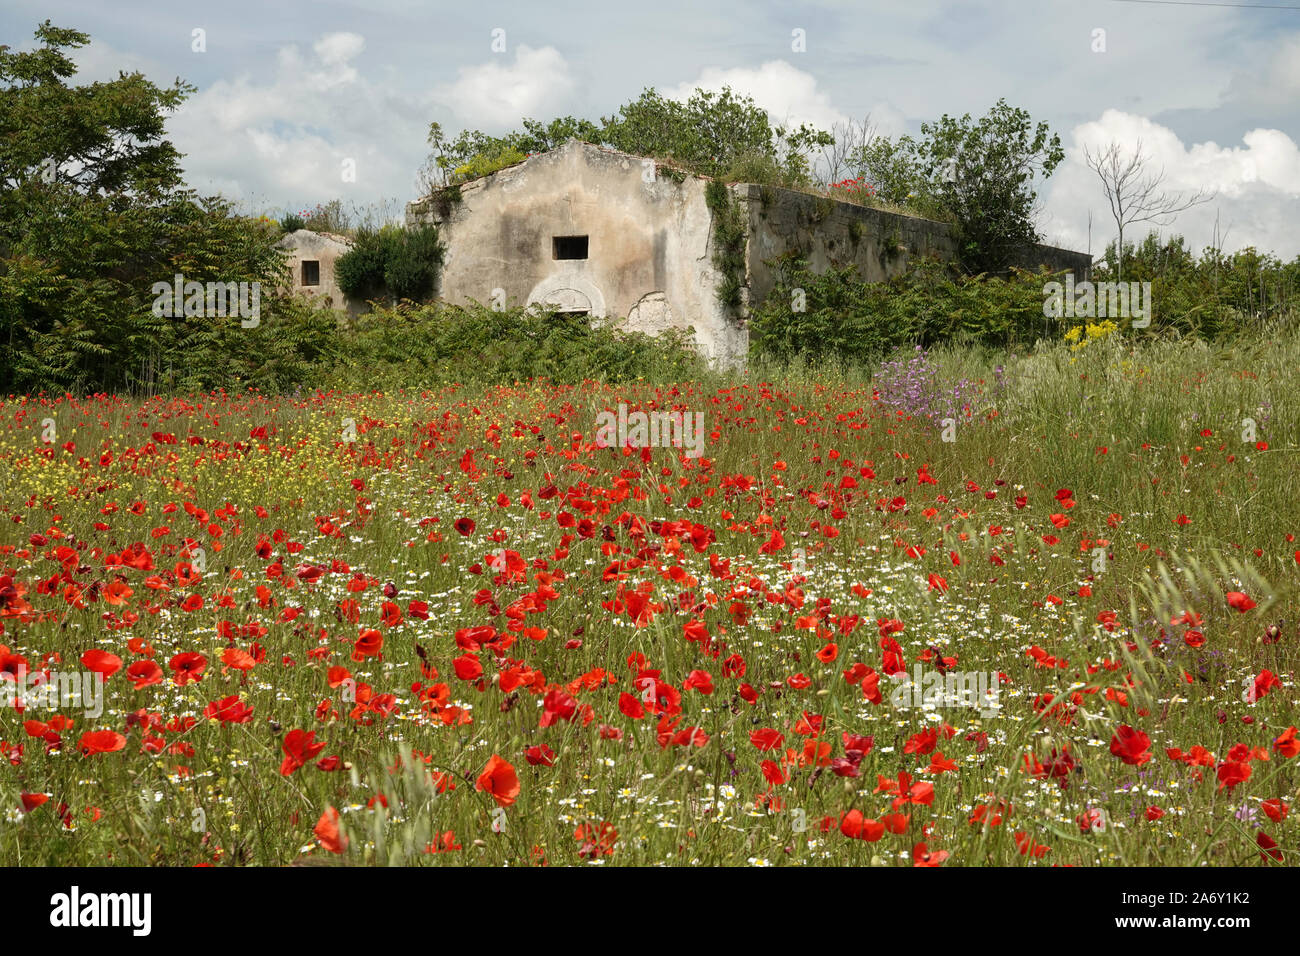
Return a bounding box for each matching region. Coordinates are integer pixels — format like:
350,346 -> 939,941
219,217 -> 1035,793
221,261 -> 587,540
552,236 -> 588,260
301,260 -> 321,286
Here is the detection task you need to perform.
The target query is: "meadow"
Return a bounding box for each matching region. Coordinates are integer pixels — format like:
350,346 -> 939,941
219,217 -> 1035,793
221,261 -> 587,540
0,324 -> 1296,867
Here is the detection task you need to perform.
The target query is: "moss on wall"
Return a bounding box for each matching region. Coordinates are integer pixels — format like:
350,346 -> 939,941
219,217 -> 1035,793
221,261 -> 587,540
705,180 -> 747,314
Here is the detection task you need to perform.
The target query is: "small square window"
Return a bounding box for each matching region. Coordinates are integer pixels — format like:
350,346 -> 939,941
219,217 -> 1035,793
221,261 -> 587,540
302,260 -> 320,286
552,236 -> 588,260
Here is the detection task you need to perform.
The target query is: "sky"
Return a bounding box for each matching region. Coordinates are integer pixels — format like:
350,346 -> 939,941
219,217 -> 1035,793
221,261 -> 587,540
7,0 -> 1300,260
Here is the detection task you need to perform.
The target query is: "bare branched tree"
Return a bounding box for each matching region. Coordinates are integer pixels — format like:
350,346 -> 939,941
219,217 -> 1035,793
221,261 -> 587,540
817,115 -> 879,186
1084,140 -> 1215,281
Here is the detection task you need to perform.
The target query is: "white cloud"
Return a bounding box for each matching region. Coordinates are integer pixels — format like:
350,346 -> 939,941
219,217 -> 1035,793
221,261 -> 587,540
314,32 -> 365,68
433,45 -> 575,128
47,2 -> 1300,261
70,38 -> 158,83
1042,110 -> 1300,259
664,60 -> 848,131
1226,34 -> 1300,109
165,32 -> 422,214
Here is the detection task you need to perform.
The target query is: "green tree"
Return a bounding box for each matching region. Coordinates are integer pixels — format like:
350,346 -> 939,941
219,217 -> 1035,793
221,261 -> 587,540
0,21 -> 288,393
336,224 -> 443,304
602,87 -> 830,184
853,136 -> 925,208
850,100 -> 1064,274
419,115 -> 604,189
418,87 -> 832,190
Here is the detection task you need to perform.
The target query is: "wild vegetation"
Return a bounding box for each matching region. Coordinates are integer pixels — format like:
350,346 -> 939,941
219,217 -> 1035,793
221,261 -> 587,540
2,20 -> 1298,869
4,329 -> 1299,866
750,238 -> 1300,366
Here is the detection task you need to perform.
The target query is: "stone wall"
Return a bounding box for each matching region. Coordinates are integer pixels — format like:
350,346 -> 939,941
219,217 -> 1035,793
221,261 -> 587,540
405,141 -> 1094,369
739,184 -> 1093,311
273,229 -> 363,314
406,141 -> 748,366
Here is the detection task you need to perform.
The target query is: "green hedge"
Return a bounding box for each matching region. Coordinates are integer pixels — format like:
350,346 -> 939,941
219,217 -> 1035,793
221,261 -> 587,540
328,303 -> 705,389
748,255 -> 1056,364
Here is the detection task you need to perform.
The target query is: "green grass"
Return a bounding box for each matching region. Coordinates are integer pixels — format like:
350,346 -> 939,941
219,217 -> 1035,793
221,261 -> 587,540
0,326 -> 1296,866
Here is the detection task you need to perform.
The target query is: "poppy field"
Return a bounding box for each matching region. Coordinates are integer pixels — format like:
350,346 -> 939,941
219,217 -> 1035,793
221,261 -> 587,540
1,333 -> 1298,867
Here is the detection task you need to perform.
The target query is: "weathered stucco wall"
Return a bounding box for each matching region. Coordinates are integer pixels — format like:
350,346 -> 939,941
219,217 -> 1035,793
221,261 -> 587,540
1009,240 -> 1094,278
739,184 -> 1093,310
407,141 -> 748,366
274,229 -> 363,314
406,141 -> 1093,369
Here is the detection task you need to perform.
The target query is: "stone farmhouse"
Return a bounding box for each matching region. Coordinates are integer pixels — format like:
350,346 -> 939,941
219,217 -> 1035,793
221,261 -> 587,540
274,228 -> 364,314
404,140 -> 1092,367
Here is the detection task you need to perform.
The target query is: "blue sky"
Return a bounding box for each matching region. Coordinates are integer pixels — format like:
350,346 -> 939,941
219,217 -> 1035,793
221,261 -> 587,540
6,0 -> 1300,257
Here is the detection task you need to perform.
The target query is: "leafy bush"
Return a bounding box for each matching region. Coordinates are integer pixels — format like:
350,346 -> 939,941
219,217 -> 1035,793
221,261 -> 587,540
335,227 -> 396,301
0,23 -> 289,395
1096,232 -> 1300,339
849,100 -> 1064,274
384,224 -> 443,301
327,303 -> 705,389
421,87 -> 832,190
748,255 -> 1055,365
300,199 -> 351,235
336,225 -> 442,303
721,151 -> 786,186
452,146 -> 527,182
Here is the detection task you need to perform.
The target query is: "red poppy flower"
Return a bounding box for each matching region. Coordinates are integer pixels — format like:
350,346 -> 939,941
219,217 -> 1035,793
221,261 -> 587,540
1226,591 -> 1257,613
913,842 -> 949,866
1217,757 -> 1252,790
1257,831 -> 1283,862
222,647 -> 256,671
1262,798 -> 1289,823
524,744 -> 555,767
168,652 -> 207,686
126,660 -> 163,689
682,670 -> 713,694
78,730 -> 126,756
1274,726 -> 1300,758
80,649 -> 122,678
453,654 -> 483,682
1109,725 -> 1152,766
476,754 -> 520,807
203,695 -> 254,725
840,810 -> 885,841
574,821 -> 618,858
352,628 -> 383,662
281,729 -> 327,776
314,806 -> 347,854
20,792 -> 49,813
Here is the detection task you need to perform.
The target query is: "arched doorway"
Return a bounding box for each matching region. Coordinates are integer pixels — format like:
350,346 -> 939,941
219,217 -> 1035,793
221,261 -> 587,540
525,273 -> 607,319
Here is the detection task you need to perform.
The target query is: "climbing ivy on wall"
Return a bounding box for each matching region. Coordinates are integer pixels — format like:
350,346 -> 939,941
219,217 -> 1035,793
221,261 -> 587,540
705,180 -> 747,314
